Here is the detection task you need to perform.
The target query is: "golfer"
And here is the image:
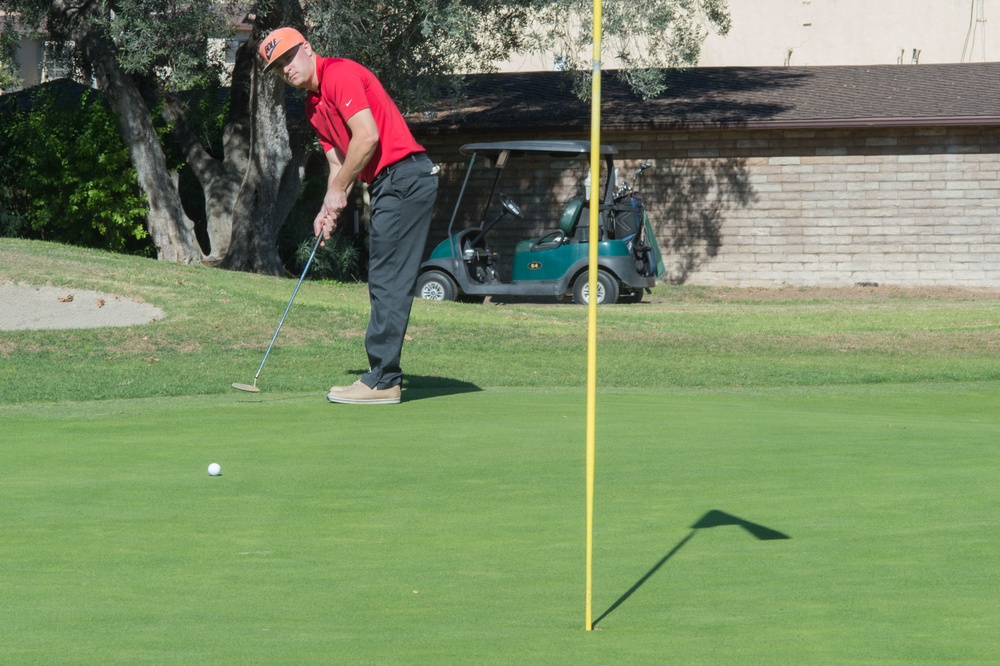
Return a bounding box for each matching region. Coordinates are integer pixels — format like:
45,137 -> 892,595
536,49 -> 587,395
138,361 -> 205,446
259,27 -> 438,405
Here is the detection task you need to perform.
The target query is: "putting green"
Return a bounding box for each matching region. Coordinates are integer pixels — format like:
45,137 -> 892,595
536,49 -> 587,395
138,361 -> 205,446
1,385 -> 998,663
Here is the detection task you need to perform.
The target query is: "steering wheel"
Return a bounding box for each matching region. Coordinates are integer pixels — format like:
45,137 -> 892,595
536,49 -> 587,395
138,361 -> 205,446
530,229 -> 567,252
498,193 -> 524,218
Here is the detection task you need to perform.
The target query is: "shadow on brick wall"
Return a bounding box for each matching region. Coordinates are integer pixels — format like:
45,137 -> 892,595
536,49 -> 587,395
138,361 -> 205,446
423,150 -> 759,287
651,158 -> 757,284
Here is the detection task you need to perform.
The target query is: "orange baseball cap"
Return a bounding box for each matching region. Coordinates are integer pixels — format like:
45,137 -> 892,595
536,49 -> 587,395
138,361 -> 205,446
259,27 -> 306,71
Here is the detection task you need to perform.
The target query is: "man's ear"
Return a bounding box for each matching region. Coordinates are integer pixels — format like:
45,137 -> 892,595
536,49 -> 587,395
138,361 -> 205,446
302,42 -> 314,57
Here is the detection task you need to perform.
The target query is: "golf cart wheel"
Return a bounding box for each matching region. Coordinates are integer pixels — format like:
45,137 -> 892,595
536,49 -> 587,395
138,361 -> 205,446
417,270 -> 458,301
572,270 -> 620,305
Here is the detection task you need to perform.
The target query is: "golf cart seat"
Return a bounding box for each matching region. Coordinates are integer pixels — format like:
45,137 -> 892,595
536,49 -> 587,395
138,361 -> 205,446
515,198 -> 585,253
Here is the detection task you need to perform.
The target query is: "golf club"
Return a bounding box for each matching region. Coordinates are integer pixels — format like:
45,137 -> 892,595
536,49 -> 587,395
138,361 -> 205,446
232,231 -> 324,393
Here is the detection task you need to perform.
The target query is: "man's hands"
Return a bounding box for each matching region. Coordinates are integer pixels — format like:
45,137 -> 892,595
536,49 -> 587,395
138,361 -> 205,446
312,109 -> 379,245
313,146 -> 351,245
313,187 -> 348,243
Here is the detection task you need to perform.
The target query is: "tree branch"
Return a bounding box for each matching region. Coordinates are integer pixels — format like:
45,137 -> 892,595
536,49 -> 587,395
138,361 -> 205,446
161,98 -> 220,185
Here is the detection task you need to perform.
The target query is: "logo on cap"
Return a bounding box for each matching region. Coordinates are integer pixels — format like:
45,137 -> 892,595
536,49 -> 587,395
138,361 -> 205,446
264,38 -> 280,61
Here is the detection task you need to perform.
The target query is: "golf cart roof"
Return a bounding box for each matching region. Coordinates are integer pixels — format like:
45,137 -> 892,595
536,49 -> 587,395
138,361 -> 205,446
459,140 -> 617,157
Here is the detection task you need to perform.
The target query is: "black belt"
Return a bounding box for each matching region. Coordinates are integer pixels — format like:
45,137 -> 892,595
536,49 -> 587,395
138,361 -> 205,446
374,152 -> 426,182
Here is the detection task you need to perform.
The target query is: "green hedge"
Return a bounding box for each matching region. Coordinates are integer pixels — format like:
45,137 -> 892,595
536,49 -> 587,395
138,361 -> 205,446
0,86 -> 152,255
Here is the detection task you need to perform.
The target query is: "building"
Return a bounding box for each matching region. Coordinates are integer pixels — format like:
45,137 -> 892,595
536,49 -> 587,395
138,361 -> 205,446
496,0 -> 998,72
699,0 -> 996,67
409,62 -> 1000,287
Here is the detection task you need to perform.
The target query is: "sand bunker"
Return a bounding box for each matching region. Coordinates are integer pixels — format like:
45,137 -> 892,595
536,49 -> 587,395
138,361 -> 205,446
0,283 -> 165,331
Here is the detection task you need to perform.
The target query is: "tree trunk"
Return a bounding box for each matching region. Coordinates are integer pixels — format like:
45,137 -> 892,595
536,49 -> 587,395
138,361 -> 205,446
162,99 -> 242,260
56,2 -> 203,263
220,49 -> 306,274
106,72 -> 203,263
50,0 -> 307,271
161,42 -> 255,261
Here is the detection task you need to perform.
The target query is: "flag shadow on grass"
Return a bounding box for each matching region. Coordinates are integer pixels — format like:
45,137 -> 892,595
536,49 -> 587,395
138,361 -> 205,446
592,510 -> 790,627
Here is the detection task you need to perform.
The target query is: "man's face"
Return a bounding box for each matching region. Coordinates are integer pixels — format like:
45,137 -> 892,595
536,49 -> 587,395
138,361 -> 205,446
274,43 -> 314,89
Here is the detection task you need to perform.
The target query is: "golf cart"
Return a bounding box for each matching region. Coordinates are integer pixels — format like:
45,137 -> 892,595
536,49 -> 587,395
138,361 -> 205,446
416,140 -> 664,305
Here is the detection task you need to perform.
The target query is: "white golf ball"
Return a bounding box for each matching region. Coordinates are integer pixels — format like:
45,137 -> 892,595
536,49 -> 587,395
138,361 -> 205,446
208,462 -> 222,476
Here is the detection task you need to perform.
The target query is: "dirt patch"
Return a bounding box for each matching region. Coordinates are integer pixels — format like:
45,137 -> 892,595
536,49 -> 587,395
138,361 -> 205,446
647,285 -> 1000,303
0,283 -> 165,331
477,285 -> 1000,307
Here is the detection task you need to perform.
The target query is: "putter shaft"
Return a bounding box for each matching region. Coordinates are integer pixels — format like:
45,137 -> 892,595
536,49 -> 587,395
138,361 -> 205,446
250,232 -> 325,384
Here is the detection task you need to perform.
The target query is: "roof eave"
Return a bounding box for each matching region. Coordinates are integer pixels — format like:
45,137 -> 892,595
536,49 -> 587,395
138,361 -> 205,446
606,115 -> 1000,132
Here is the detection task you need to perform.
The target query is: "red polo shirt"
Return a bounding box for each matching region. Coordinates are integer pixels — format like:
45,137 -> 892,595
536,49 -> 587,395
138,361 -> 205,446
305,56 -> 424,185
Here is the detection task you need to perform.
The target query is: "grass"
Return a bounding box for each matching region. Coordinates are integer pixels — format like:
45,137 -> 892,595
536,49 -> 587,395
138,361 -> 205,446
5,237 -> 1000,402
2,238 -> 1000,663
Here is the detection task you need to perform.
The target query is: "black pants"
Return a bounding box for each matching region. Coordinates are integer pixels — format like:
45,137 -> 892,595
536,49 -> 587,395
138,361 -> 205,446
361,154 -> 438,390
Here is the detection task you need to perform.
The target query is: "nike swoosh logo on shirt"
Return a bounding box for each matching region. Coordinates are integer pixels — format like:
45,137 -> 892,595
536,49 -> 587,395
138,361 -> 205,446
345,99 -> 353,107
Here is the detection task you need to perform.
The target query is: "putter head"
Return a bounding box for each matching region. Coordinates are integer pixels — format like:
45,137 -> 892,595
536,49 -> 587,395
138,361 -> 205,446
231,382 -> 260,393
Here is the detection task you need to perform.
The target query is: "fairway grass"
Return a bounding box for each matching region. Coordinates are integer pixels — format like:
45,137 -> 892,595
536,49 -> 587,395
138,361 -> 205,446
2,386 -> 998,664
7,237 -> 1000,405
4,239 -> 1000,662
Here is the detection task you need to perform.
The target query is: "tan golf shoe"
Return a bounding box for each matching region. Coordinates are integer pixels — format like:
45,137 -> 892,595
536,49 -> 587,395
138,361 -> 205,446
327,381 -> 401,405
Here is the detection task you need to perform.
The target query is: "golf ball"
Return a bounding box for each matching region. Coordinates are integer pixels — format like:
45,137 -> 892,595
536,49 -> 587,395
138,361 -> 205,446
208,462 -> 222,476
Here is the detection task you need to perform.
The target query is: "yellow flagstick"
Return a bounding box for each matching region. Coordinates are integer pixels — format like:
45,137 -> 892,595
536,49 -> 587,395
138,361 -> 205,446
585,0 -> 603,633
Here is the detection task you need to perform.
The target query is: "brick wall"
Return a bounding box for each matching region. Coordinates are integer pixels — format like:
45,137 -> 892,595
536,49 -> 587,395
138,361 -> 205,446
415,125 -> 1000,287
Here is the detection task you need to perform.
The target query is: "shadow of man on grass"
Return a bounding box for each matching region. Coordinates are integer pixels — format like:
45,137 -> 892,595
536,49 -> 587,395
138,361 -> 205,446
342,371 -> 483,401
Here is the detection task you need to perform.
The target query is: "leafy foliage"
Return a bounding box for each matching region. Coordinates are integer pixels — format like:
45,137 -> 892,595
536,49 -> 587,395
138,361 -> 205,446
0,88 -> 152,254
305,0 -> 536,111
525,0 -> 732,99
300,0 -> 730,108
0,28 -> 21,91
277,153 -> 368,281
294,231 -> 367,282
95,0 -> 236,91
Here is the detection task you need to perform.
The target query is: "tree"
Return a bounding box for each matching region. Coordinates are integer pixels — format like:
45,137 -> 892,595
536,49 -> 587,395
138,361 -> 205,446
0,29 -> 20,90
44,0 -> 208,263
304,1 -> 536,111
0,87 -> 149,250
525,0 -> 731,99
0,0 -> 730,272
